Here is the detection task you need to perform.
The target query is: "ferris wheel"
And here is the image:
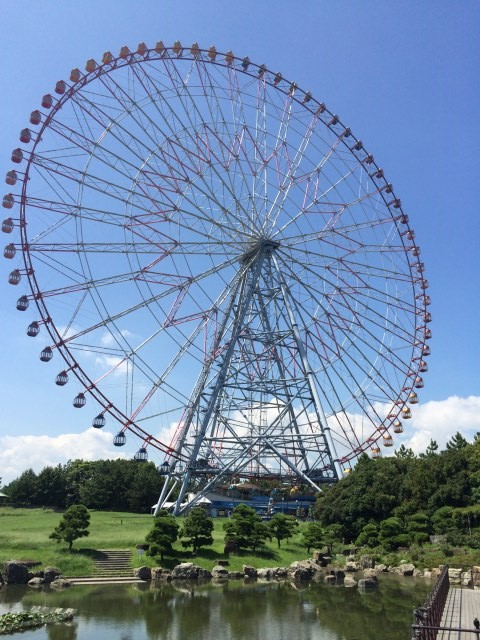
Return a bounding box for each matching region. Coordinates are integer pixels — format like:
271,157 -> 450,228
3,41 -> 430,514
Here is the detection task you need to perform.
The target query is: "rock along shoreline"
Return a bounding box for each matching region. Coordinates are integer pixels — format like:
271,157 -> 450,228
2,556 -> 479,591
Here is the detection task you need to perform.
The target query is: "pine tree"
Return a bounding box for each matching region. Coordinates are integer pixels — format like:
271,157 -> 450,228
146,509 -> 179,561
180,507 -> 214,553
49,504 -> 90,550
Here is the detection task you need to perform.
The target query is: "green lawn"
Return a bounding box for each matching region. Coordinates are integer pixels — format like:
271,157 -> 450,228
0,507 -> 313,576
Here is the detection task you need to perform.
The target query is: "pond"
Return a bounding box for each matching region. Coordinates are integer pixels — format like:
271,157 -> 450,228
0,575 -> 433,640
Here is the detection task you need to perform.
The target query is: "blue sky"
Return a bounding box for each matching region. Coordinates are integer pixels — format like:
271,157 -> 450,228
1,1 -> 479,483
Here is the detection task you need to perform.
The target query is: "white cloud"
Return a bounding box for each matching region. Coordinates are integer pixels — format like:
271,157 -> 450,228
100,328 -> 135,347
94,354 -> 129,375
0,429 -> 126,485
400,395 -> 480,453
1,396 -> 479,487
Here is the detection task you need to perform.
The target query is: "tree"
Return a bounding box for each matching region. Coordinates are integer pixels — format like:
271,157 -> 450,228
301,521 -> 325,553
126,462 -> 163,513
36,465 -> 67,509
406,512 -> 431,545
446,432 -> 468,451
355,523 -> 380,548
224,504 -> 270,552
395,445 -> 415,459
146,509 -> 179,561
268,513 -> 298,548
180,507 -> 214,553
49,504 -> 90,550
4,469 -> 39,506
419,439 -> 439,458
323,524 -> 344,555
314,454 -> 410,541
431,506 -> 455,535
378,517 -> 409,551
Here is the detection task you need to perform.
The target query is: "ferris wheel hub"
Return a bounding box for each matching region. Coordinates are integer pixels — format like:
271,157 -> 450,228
241,238 -> 280,264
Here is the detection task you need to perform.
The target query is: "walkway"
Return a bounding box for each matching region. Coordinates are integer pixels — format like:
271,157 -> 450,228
438,588 -> 480,639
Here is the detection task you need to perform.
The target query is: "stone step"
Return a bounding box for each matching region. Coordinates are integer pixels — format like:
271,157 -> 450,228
93,568 -> 133,573
90,549 -> 133,578
69,576 -> 142,585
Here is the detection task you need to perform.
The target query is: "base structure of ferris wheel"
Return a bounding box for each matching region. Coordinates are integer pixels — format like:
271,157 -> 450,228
154,239 -> 340,515
2,41 -> 431,516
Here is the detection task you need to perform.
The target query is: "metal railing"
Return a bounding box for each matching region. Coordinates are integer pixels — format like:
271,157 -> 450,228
411,565 -> 450,640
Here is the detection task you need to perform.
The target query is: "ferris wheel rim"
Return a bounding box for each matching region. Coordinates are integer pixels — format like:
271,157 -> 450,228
4,41 -> 430,467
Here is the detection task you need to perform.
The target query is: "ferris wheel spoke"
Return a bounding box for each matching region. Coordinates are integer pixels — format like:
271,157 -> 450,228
267,114 -> 349,232
280,240 -> 416,322
281,278 -> 400,423
276,254 -> 415,380
193,61 -> 262,216
287,243 -> 416,311
273,172 -> 387,242
52,254 -> 240,353
30,152 -> 166,215
128,58 -> 262,239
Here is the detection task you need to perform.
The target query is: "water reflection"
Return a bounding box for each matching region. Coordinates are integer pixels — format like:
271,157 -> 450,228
0,575 -> 432,640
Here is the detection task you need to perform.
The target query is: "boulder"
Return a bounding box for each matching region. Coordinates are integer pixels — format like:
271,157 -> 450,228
393,563 -> 415,576
358,576 -> 378,590
345,561 -> 359,572
134,566 -> 152,581
363,568 -> 378,579
324,569 -> 344,584
43,567 -> 63,583
313,547 -> 330,560
2,561 -> 29,584
50,578 -> 72,590
171,563 -> 211,580
211,565 -> 229,579
151,567 -> 164,580
257,568 -> 272,579
448,567 -> 462,584
327,569 -> 345,582
243,565 -> 258,578
472,566 -> 480,588
288,560 -> 319,581
260,568 -> 284,579
461,571 -> 472,587
344,575 -> 357,587
375,564 -> 388,572
151,568 -> 172,581
312,550 -> 331,566
28,576 -> 45,587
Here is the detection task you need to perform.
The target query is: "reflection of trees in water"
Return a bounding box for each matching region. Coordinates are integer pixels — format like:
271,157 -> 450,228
173,590 -> 211,638
218,582 -> 304,640
46,621 -> 77,640
4,575 -> 434,640
309,575 -> 433,640
141,584 -> 175,639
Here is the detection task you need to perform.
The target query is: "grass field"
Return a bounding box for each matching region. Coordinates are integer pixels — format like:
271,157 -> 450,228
0,507 -> 312,576
2,507 -> 477,577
